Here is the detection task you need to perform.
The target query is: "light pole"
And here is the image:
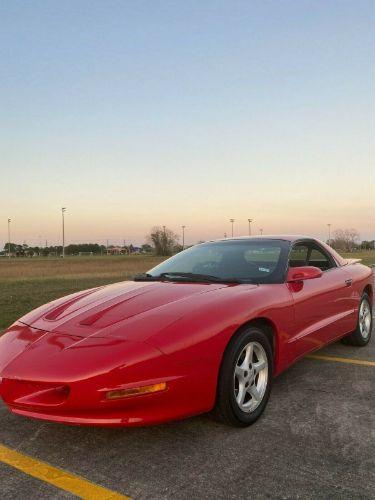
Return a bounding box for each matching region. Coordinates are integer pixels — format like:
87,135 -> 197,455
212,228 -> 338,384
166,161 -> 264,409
162,226 -> 167,254
7,218 -> 11,259
230,219 -> 235,237
182,225 -> 186,250
61,207 -> 66,258
248,218 -> 253,236
327,223 -> 331,246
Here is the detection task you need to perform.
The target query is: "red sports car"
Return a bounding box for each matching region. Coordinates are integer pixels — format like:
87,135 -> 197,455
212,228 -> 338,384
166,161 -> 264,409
0,236 -> 372,427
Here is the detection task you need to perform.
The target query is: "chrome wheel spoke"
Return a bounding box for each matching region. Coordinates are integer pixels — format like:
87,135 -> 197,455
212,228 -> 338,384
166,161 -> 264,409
253,359 -> 266,374
236,381 -> 246,406
249,384 -> 261,402
242,344 -> 253,369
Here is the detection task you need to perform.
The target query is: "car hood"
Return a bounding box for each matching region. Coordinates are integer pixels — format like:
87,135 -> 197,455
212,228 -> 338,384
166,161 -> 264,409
18,280 -> 246,340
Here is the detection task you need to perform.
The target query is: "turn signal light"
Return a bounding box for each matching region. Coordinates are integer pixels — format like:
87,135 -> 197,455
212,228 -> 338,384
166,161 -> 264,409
106,382 -> 167,400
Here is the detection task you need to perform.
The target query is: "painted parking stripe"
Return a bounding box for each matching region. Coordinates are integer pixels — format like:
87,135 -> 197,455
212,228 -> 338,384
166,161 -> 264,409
307,354 -> 375,367
0,444 -> 130,499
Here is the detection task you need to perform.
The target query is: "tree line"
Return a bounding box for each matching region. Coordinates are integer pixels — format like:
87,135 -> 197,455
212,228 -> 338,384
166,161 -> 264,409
2,226 -> 374,257
330,228 -> 374,252
1,242 -> 154,257
1,226 -> 182,257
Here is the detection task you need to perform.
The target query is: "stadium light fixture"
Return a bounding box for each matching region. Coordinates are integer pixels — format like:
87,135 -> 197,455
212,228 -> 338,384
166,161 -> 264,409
7,218 -> 11,259
230,219 -> 235,237
248,218 -> 253,236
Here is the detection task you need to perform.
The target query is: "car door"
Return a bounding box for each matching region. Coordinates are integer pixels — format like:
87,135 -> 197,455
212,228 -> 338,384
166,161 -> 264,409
286,240 -> 355,361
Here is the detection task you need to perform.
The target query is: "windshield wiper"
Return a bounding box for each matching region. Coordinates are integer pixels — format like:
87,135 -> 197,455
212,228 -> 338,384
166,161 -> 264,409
161,272 -> 241,283
134,272 -> 245,284
133,273 -> 160,281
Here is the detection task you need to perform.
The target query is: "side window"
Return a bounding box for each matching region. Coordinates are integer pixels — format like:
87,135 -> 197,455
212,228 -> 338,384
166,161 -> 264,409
289,244 -> 308,267
308,247 -> 334,271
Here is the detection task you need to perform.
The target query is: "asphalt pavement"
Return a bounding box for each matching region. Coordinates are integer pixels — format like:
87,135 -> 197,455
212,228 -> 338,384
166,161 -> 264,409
1,334 -> 374,499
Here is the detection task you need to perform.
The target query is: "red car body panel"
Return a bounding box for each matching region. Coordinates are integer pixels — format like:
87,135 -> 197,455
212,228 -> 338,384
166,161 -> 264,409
0,236 -> 372,426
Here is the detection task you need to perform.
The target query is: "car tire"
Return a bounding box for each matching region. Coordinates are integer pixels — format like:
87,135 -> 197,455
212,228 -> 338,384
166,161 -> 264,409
341,293 -> 372,347
213,326 -> 273,427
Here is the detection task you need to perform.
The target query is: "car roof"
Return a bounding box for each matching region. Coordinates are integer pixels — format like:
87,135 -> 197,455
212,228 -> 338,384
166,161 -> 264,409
209,235 -> 347,266
213,235 -> 316,243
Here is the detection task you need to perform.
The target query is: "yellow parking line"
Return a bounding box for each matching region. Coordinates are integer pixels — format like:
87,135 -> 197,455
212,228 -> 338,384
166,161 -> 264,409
307,354 -> 375,367
0,443 -> 130,499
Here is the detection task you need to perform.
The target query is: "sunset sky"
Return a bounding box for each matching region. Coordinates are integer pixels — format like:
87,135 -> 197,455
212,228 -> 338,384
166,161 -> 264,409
1,1 -> 374,248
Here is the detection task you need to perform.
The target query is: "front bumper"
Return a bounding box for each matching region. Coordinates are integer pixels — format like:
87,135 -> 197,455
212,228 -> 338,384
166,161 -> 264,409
0,372 -> 190,427
5,385 -> 199,427
0,323 -> 215,427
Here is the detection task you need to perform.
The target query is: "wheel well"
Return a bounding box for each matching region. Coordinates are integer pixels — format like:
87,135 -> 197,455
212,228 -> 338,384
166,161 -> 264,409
232,317 -> 278,369
364,284 -> 373,301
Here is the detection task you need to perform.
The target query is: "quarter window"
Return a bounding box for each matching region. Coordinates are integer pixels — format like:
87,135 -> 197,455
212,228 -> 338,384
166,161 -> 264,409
308,247 -> 334,271
289,245 -> 308,267
288,242 -> 335,272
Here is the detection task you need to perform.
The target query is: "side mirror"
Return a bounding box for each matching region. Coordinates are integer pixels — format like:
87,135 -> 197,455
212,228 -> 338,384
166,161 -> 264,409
287,266 -> 323,283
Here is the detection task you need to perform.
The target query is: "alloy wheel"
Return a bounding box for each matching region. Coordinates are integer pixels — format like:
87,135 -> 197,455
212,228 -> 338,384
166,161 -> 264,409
359,300 -> 372,340
234,341 -> 268,413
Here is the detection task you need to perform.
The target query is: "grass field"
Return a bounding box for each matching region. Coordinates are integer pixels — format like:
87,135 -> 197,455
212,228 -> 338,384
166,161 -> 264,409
0,250 -> 374,332
0,255 -> 165,332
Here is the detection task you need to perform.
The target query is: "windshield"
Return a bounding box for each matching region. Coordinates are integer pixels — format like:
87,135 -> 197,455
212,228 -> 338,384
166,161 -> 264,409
145,239 -> 290,284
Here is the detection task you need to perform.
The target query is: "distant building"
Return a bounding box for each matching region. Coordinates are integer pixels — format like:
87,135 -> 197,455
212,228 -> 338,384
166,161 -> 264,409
106,246 -> 128,255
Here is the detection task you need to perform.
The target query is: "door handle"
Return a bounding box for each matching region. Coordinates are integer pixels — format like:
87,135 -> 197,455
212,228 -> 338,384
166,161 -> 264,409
345,279 -> 353,287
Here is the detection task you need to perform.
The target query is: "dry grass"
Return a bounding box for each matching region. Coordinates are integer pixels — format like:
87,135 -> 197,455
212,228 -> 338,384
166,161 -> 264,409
340,250 -> 375,267
0,255 -> 165,331
0,255 -> 164,281
0,250 -> 374,333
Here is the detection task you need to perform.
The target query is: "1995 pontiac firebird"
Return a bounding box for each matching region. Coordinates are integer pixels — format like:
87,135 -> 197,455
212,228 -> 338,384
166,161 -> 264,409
0,236 -> 373,427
